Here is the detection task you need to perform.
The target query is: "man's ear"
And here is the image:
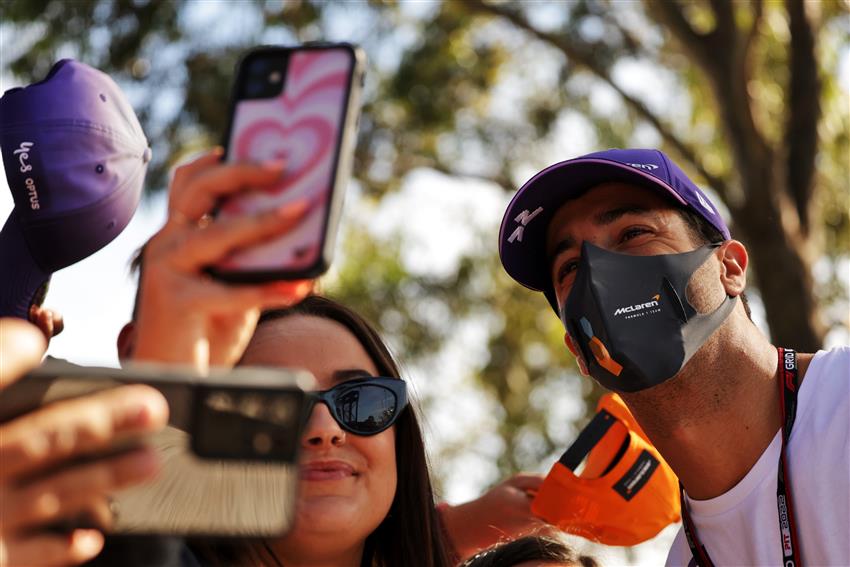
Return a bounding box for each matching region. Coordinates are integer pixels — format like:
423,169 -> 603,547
719,240 -> 748,297
117,321 -> 136,366
564,332 -> 590,376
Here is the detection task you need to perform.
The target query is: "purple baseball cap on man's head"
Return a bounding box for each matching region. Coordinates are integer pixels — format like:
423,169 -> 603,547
0,59 -> 151,318
498,148 -> 730,309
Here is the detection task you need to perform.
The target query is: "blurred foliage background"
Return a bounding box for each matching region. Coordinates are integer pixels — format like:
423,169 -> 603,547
2,0 -> 848,557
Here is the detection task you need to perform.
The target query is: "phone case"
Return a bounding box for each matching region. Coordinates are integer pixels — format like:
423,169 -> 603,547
0,361 -> 315,537
211,43 -> 365,282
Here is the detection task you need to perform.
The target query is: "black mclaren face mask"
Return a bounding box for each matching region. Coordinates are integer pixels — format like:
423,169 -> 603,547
561,242 -> 736,393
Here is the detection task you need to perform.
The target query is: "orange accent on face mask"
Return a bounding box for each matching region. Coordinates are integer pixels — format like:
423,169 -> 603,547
531,394 -> 680,546
588,336 -> 623,376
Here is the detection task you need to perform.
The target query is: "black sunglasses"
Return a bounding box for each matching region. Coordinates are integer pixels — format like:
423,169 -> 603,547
305,377 -> 408,436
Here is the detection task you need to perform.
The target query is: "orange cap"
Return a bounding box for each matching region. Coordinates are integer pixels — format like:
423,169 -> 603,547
531,393 -> 680,546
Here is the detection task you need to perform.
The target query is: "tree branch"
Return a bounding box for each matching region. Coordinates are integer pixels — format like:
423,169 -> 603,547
646,0 -> 712,69
598,2 -> 653,59
464,0 -> 731,201
425,158 -> 515,193
784,0 -> 820,233
650,0 -> 774,218
708,0 -> 736,45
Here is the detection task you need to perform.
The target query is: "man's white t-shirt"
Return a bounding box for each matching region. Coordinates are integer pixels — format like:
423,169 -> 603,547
666,347 -> 850,566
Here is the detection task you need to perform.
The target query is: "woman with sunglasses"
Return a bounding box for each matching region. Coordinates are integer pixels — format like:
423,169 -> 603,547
185,295 -> 450,566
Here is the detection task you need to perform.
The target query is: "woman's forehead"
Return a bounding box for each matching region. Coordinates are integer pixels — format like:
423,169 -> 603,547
242,314 -> 379,383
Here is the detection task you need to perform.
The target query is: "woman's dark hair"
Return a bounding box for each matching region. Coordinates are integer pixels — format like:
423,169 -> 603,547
458,534 -> 598,567
191,295 -> 451,567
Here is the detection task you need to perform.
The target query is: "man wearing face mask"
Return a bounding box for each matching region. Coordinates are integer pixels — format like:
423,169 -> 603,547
498,149 -> 849,567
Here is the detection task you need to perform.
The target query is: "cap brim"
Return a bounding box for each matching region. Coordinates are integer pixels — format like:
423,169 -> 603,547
0,212 -> 51,318
499,158 -> 687,309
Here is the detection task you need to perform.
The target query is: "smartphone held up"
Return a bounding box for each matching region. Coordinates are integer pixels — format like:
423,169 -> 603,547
211,43 -> 366,282
0,361 -> 315,537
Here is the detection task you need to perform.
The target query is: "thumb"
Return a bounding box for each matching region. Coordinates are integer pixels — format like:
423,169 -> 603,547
0,318 -> 47,388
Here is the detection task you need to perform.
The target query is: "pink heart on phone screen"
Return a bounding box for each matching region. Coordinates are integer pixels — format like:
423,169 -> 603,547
236,115 -> 333,194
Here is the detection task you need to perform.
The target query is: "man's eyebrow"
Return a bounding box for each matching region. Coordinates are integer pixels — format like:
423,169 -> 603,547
593,205 -> 653,225
331,369 -> 374,383
547,205 -> 656,264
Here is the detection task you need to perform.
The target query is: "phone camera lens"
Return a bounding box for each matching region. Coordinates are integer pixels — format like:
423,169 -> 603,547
239,394 -> 263,419
253,432 -> 273,455
244,82 -> 261,96
270,397 -> 295,423
268,71 -> 282,84
206,392 -> 232,412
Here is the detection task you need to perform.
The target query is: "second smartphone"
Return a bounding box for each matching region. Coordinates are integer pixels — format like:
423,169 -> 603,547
0,361 -> 316,537
211,43 -> 366,282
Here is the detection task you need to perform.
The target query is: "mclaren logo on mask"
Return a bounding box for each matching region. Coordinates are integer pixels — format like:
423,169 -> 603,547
614,294 -> 661,319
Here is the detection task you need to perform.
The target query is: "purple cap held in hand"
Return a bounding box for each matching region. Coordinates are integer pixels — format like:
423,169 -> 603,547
498,148 -> 729,310
0,59 -> 151,318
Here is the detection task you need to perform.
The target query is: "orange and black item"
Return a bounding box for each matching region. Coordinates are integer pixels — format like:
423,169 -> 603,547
531,394 -> 680,546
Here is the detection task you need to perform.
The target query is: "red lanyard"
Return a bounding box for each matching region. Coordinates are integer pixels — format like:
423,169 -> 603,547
680,348 -> 802,567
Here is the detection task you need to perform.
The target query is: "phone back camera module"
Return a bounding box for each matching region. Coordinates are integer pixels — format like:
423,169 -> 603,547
242,55 -> 287,99
192,387 -> 302,462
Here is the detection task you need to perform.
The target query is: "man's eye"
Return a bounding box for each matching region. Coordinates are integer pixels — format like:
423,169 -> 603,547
620,227 -> 650,243
556,260 -> 579,284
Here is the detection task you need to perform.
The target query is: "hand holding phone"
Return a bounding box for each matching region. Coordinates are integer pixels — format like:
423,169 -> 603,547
0,360 -> 315,537
210,43 -> 365,281
134,151 -> 314,373
0,336 -> 168,565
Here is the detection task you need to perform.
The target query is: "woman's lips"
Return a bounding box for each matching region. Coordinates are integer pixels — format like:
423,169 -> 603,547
301,460 -> 357,481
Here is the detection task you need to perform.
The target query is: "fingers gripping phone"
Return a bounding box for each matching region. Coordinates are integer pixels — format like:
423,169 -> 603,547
0,360 -> 315,537
210,43 -> 366,282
